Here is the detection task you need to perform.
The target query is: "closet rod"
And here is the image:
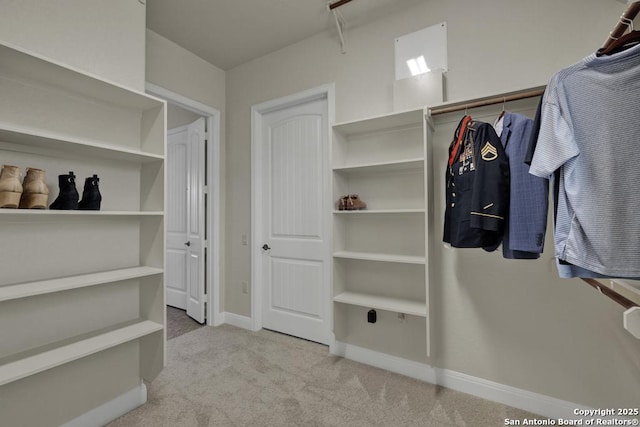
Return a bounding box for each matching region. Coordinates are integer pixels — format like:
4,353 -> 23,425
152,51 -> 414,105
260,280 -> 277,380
429,86 -> 545,116
329,0 -> 353,10
601,1 -> 640,51
581,279 -> 638,309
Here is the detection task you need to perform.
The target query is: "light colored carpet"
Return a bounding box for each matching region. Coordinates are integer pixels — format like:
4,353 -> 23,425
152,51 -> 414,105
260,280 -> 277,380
166,306 -> 205,340
108,325 -> 538,426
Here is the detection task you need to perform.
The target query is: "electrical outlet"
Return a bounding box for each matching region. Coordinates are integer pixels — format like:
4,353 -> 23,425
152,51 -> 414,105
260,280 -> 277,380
241,234 -> 248,246
242,281 -> 249,294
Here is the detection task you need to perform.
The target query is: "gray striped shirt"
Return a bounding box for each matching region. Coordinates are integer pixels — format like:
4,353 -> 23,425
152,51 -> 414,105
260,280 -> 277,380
530,43 -> 640,277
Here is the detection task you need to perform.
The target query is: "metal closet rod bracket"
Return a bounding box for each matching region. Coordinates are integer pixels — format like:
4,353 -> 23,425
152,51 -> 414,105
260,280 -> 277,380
328,0 -> 351,54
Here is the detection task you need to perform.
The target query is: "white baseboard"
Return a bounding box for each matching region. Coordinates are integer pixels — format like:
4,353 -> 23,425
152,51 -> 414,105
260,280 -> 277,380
331,341 -> 594,421
222,312 -> 253,330
330,341 -> 436,383
434,368 -> 593,420
61,383 -> 147,427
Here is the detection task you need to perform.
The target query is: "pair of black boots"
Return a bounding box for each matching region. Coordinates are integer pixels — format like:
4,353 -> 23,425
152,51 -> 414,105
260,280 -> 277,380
50,172 -> 102,210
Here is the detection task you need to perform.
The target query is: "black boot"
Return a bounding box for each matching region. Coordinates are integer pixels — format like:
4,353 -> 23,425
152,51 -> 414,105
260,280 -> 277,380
78,174 -> 102,210
49,171 -> 79,210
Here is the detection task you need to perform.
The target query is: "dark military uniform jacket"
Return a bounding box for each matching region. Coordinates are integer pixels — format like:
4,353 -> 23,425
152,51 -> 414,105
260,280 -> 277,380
443,116 -> 510,250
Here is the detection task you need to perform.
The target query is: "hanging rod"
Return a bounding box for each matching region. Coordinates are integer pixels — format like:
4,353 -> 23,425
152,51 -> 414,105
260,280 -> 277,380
600,1 -> 640,51
429,86 -> 546,116
329,0 -> 353,10
581,279 -> 638,309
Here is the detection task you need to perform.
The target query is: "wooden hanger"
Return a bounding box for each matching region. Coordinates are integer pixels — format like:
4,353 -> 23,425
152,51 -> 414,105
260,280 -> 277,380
598,2 -> 640,56
598,29 -> 640,56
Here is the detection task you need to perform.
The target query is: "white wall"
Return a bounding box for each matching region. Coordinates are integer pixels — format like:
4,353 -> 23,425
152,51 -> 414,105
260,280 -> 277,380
145,29 -> 227,310
225,0 -> 640,411
0,0 -> 146,91
167,104 -> 202,130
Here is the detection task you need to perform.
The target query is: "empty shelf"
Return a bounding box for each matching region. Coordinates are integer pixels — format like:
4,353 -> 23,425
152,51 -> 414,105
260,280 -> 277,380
0,125 -> 164,163
333,251 -> 426,264
0,319 -> 163,386
0,266 -> 164,302
334,291 -> 427,317
333,158 -> 424,174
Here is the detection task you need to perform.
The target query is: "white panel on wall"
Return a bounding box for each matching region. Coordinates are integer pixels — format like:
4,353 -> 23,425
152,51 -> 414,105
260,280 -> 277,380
395,22 -> 447,80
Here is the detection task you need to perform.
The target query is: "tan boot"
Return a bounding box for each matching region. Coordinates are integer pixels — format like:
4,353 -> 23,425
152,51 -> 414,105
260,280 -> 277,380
348,194 -> 367,210
337,195 -> 352,211
19,167 -> 49,209
0,165 -> 23,208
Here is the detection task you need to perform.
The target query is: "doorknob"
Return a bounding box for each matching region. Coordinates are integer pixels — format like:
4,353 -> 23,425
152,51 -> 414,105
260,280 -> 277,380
184,241 -> 191,247
262,244 -> 271,251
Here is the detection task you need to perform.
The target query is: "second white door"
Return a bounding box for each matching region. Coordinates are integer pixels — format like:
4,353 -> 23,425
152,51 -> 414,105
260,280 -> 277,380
167,118 -> 206,324
257,94 -> 331,345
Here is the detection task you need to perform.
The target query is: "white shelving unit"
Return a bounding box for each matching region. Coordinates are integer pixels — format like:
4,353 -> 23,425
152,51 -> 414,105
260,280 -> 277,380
0,42 -> 166,426
331,109 -> 432,362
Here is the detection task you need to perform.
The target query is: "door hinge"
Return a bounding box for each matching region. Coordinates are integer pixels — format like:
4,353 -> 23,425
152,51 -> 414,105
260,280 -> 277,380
203,185 -> 209,194
203,240 -> 208,249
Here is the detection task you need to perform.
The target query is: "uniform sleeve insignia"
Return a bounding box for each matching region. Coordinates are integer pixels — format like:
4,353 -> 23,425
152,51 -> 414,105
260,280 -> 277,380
481,141 -> 498,161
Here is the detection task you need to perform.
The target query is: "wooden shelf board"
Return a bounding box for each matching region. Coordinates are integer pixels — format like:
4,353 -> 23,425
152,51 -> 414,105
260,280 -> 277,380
333,158 -> 424,174
0,125 -> 164,163
333,251 -> 425,264
334,291 -> 427,317
0,319 -> 163,386
0,266 -> 163,302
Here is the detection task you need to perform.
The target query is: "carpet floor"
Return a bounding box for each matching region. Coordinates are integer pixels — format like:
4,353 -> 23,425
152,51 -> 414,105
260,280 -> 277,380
108,325 -> 538,426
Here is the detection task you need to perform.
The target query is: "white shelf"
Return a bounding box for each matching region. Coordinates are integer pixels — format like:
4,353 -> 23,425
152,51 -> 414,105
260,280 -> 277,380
0,42 -> 163,112
333,109 -> 424,136
333,251 -> 426,265
0,125 -> 164,163
334,209 -> 425,215
333,158 -> 423,174
334,291 -> 427,317
0,319 -> 163,386
0,210 -> 163,217
0,267 -> 164,302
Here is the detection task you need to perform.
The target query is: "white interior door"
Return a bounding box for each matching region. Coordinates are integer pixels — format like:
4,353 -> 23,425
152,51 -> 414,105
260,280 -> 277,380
166,118 -> 206,323
258,96 -> 331,345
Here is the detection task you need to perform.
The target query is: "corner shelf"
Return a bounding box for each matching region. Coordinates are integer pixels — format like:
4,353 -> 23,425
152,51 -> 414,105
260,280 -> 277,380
0,319 -> 163,387
0,41 -> 166,424
0,266 -> 163,302
334,291 -> 427,317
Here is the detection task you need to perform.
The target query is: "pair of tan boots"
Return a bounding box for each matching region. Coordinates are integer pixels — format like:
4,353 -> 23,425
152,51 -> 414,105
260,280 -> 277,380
337,194 -> 367,211
0,165 -> 49,209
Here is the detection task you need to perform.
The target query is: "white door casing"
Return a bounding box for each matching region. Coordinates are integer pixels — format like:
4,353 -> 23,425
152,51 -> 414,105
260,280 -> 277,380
251,84 -> 334,345
166,118 -> 206,323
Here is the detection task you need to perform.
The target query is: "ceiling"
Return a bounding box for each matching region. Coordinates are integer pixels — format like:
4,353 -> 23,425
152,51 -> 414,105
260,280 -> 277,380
146,0 -> 420,70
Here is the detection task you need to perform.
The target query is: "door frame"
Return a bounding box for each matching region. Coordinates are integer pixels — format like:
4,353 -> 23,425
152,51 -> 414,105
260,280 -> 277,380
250,83 -> 335,336
146,82 -> 223,327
